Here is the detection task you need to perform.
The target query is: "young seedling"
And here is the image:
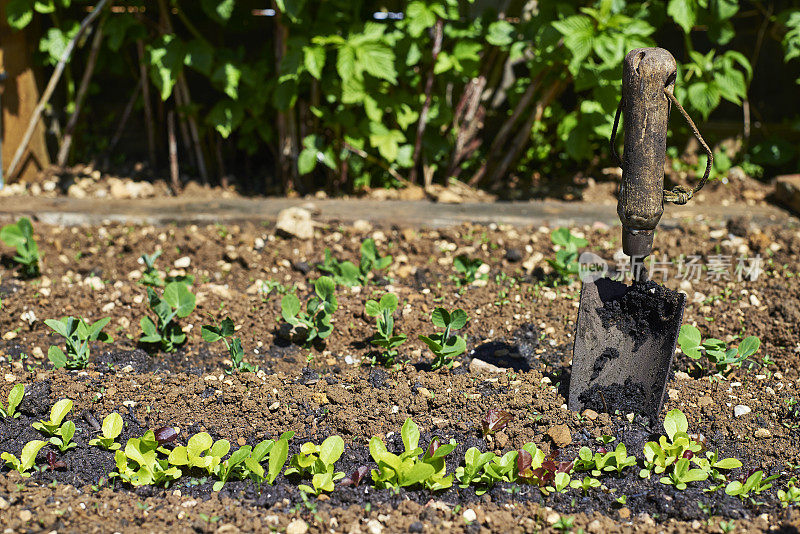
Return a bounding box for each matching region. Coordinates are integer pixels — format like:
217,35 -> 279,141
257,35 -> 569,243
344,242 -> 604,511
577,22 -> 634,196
49,420 -> 77,452
725,469 -> 779,499
139,281 -> 196,352
678,325 -> 761,376
213,445 -> 252,491
201,317 -> 258,373
168,432 -> 231,476
640,409 -> 703,479
365,293 -> 406,367
455,447 -> 497,492
0,217 -> 40,277
370,418 -> 455,490
140,251 -> 165,287
548,227 -> 587,282
281,276 -> 337,347
660,458 -> 709,490
0,383 -> 24,419
299,472 -> 339,496
778,477 -> 800,507
482,409 -> 513,437
45,316 -> 113,369
285,435 -> 345,480
1,440 -> 46,477
111,430 -> 181,487
33,399 -> 73,437
89,412 -> 124,451
451,255 -> 486,287
570,475 -> 601,495
419,307 -> 468,370
318,238 -> 392,287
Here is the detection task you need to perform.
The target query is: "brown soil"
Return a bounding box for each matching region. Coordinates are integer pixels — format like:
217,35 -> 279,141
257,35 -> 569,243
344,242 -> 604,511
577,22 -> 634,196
1,214 -> 799,532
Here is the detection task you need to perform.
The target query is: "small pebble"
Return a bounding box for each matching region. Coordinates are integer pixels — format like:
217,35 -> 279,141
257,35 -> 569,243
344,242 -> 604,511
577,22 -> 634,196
754,428 -> 771,438
734,405 -> 751,417
286,519 -> 309,534
462,509 -> 477,522
173,256 -> 191,268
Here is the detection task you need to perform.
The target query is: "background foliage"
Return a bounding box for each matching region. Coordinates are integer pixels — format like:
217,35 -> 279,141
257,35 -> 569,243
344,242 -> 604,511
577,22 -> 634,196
6,0 -> 800,195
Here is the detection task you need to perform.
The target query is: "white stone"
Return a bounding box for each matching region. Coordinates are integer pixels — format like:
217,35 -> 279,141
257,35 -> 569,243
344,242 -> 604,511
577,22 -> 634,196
462,509 -> 477,522
734,405 -> 751,417
173,256 -> 191,268
276,207 -> 314,240
286,519 -> 309,534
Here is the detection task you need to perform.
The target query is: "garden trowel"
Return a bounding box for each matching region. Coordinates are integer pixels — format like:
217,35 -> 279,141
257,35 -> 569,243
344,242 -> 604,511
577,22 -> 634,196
568,48 -> 712,421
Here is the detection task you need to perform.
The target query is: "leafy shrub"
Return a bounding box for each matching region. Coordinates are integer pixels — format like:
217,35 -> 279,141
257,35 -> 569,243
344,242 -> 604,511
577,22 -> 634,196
281,276 -> 337,347
139,281 -> 196,352
45,316 -> 113,369
365,292 -> 407,367
0,384 -> 24,419
0,217 -> 40,277
318,238 -> 392,287
678,325 -> 760,375
202,317 -> 258,373
419,307 -> 468,370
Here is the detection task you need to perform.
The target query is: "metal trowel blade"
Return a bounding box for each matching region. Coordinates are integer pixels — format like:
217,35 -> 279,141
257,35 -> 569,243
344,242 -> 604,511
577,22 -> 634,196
568,275 -> 686,421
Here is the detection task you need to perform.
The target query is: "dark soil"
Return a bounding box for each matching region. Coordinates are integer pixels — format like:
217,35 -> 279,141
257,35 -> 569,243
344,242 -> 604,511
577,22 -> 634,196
0,213 -> 799,532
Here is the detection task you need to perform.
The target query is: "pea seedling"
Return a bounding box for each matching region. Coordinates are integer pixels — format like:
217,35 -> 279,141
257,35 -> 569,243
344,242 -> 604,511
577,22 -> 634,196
419,307 -> 468,370
365,292 -> 406,367
45,316 -> 113,369
548,227 -> 587,282
318,238 -> 392,287
678,324 -> 760,376
201,317 -> 258,373
281,276 -> 337,347
139,281 -> 196,352
0,217 -> 40,277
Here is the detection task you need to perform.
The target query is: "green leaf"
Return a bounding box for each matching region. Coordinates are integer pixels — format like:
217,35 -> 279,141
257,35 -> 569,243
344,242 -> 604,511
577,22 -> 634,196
102,412 -> 124,439
668,0 -> 697,34
200,0 -> 235,23
405,1 -> 436,38
45,318 -> 71,338
212,61 -> 241,100
6,0 -> 34,29
400,461 -> 435,487
686,82 -> 720,119
274,0 -> 307,22
281,294 -> 301,321
356,41 -> 397,84
20,440 -> 46,472
663,409 -> 688,441
7,384 -> 24,415
163,282 -> 196,318
184,39 -> 214,76
368,124 -> 405,163
148,35 -> 186,101
303,45 -> 326,80
206,99 -> 244,138
319,435 -> 344,467
431,308 -> 449,328
486,20 -> 515,47
268,439 -> 289,484
201,325 -> 223,343
737,336 -> 760,358
449,310 -> 468,330
379,293 -> 398,312
401,418 -> 420,453
314,276 -> 336,304
365,300 -> 381,317
714,457 -> 742,470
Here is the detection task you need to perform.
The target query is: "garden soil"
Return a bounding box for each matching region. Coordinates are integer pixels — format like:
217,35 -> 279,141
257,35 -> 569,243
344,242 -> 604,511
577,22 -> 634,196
1,212 -> 799,533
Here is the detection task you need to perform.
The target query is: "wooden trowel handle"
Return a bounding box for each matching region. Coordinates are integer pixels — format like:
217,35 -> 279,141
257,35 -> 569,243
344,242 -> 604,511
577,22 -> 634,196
615,48 -> 677,258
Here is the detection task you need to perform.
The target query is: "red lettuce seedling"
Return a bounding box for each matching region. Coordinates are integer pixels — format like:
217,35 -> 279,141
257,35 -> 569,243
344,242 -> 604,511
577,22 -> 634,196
47,450 -> 66,471
154,426 -> 178,445
340,466 -> 369,487
482,410 -> 513,437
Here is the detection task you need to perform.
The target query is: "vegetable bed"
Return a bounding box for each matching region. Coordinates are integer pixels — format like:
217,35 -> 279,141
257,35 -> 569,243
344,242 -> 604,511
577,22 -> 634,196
0,216 -> 799,533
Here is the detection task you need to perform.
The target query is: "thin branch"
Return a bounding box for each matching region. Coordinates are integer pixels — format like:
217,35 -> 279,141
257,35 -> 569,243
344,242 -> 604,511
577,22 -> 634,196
137,39 -> 157,169
102,82 -> 141,166
409,18 -> 444,186
167,110 -> 180,193
6,0 -> 110,180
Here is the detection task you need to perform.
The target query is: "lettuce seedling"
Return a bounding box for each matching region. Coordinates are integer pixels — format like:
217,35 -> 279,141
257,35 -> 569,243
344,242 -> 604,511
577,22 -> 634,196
365,293 -> 406,367
678,325 -> 761,375
640,409 -> 703,478
202,317 -> 258,373
455,447 -> 496,491
482,409 -> 513,437
725,470 -> 779,499
45,316 -> 113,369
778,477 -> 800,507
168,432 -> 231,475
89,412 -> 124,451
318,238 -> 392,287
0,217 -> 40,277
340,466 -> 369,487
139,281 -> 196,352
695,451 -> 742,483
605,443 -> 637,476
213,445 -> 252,491
33,398 -> 73,437
484,450 -> 518,483
419,307 -> 468,370
370,418 -> 454,490
285,435 -> 345,480
47,450 -> 66,471
0,383 -> 24,419
1,440 -> 46,477
660,458 -> 709,490
50,420 -> 77,452
281,276 -> 337,347
570,475 -> 601,495
299,472 -> 339,496
111,430 -> 181,487
451,255 -> 486,287
548,227 -> 587,281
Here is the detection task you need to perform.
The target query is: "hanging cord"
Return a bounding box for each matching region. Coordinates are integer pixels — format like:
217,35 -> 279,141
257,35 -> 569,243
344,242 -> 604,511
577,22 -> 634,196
608,88 -> 713,205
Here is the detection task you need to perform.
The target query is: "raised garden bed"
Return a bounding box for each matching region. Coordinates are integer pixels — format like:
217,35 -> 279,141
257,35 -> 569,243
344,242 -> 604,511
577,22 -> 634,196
1,216 -> 799,533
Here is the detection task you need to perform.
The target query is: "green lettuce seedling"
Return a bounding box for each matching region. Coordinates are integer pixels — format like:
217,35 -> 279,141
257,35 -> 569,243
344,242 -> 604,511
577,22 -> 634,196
570,475 -> 601,495
202,317 -> 258,373
725,470 -> 779,499
33,398 -> 73,437
285,435 -> 345,480
281,276 -> 337,347
0,217 -> 40,277
451,255 -> 486,287
660,458 -> 708,490
548,227 -> 587,281
111,430 -> 181,487
46,316 -> 113,369
1,440 -> 46,477
0,383 -> 24,419
318,238 -> 392,287
214,445 -> 252,491
419,307 -> 468,370
365,293 -> 406,367
168,432 -> 231,475
299,472 -> 338,496
139,281 -> 196,352
678,325 -> 761,375
778,477 -> 800,507
483,450 -> 518,484
89,412 -> 124,451
213,431 -> 294,491
50,420 -> 77,452
455,447 -> 496,490
370,418 -> 455,490
640,409 -> 702,478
